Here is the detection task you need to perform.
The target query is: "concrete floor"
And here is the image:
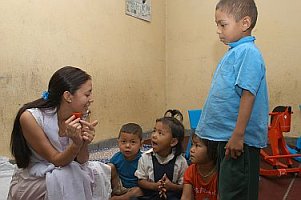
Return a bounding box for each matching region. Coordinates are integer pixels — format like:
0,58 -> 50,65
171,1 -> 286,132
1,136 -> 300,200
259,165 -> 301,200
259,144 -> 301,200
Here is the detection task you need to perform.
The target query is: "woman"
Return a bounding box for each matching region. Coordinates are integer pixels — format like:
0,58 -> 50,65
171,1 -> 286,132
8,66 -> 111,200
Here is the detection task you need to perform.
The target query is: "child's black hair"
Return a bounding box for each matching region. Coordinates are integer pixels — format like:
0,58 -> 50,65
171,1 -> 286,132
216,0 -> 258,30
118,122 -> 143,140
193,134 -> 218,164
156,109 -> 185,156
164,109 -> 183,123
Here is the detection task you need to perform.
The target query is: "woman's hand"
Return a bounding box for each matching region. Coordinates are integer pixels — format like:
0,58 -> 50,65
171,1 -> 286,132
80,119 -> 98,144
64,115 -> 84,146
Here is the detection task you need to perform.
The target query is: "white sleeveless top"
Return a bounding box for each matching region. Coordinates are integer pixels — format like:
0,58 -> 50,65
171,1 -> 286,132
26,108 -> 111,200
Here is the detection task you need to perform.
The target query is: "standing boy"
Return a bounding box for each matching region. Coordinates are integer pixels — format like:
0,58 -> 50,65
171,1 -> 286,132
196,0 -> 269,199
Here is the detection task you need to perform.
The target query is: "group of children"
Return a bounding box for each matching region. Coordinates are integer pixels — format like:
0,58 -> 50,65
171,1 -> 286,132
109,0 -> 268,199
108,109 -> 218,200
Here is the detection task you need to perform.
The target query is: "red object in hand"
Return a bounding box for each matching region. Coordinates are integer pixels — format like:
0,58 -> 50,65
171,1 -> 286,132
73,112 -> 82,119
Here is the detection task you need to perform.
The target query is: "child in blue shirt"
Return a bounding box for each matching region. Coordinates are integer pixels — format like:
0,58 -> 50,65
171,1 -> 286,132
196,0 -> 269,199
109,123 -> 143,200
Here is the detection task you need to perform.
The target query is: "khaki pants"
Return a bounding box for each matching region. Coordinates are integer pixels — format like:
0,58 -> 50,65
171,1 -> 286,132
7,169 -> 47,200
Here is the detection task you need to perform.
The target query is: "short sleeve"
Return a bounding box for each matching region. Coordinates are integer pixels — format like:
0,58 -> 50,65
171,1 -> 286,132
109,152 -> 119,165
235,48 -> 265,96
27,108 -> 43,126
134,153 -> 152,180
175,155 -> 188,184
183,165 -> 193,185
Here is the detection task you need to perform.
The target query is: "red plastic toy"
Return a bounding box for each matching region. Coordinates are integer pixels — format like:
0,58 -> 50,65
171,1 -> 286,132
73,112 -> 82,119
260,106 -> 301,176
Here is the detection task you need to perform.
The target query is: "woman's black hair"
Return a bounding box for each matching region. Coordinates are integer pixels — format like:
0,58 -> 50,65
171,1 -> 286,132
10,66 -> 91,168
156,109 -> 185,156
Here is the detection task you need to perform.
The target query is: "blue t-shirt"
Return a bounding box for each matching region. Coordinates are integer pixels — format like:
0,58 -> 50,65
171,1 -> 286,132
110,151 -> 142,188
196,36 -> 269,148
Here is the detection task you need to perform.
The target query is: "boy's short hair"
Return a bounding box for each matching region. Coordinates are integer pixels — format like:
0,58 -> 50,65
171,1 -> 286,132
119,123 -> 143,140
216,0 -> 258,30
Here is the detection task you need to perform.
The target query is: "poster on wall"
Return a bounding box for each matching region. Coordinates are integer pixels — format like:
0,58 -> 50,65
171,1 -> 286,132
125,0 -> 151,22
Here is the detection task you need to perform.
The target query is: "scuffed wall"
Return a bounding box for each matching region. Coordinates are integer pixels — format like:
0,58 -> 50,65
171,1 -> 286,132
1,0 -> 301,158
166,0 -> 301,137
0,0 -> 166,157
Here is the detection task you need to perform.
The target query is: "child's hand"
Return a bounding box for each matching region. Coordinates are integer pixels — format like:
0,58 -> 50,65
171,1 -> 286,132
161,174 -> 172,191
158,174 -> 170,199
225,131 -> 244,159
158,179 -> 167,199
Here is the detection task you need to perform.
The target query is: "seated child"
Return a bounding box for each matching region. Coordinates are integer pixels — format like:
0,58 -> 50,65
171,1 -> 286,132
109,123 -> 144,200
133,110 -> 188,200
181,134 -> 218,200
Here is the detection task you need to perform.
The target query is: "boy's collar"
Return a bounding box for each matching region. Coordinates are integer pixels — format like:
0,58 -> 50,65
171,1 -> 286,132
228,36 -> 255,49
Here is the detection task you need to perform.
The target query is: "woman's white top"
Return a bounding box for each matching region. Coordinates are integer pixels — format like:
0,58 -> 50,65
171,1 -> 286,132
25,108 -> 111,200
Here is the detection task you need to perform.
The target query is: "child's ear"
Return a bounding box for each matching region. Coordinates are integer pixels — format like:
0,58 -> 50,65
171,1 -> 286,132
170,138 -> 178,147
241,16 -> 251,32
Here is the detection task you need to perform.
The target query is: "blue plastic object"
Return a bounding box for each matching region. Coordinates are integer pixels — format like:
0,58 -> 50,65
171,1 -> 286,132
286,145 -> 301,162
185,109 -> 202,161
286,137 -> 301,162
297,137 -> 301,150
188,109 -> 202,129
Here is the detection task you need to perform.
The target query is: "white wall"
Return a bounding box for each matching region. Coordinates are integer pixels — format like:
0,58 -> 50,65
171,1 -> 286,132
1,0 -> 300,157
0,0 -> 166,157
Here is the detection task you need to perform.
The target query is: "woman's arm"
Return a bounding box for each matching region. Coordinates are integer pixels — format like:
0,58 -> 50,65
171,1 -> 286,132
21,111 -> 83,167
75,142 -> 89,164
